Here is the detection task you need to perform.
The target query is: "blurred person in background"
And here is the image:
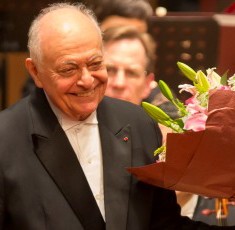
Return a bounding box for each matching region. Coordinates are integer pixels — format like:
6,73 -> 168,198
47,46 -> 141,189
103,26 -> 154,105
86,0 -> 153,33
103,26 -> 178,142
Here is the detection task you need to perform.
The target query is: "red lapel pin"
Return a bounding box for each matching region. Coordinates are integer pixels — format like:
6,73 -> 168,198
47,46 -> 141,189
123,136 -> 129,142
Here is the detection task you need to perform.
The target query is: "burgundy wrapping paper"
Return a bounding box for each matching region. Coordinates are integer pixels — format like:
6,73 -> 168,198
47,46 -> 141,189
128,90 -> 235,199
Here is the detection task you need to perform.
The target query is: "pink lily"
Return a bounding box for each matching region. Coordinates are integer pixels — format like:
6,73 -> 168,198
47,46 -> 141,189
184,112 -> 208,131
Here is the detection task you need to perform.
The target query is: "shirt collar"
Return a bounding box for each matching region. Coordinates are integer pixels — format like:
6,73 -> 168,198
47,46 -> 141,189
45,93 -> 98,131
60,110 -> 98,131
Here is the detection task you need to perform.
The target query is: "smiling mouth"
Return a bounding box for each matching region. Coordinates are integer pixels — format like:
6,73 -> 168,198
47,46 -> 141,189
71,90 -> 95,97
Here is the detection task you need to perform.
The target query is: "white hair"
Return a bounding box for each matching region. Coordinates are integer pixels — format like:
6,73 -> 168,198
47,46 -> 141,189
27,2 -> 101,63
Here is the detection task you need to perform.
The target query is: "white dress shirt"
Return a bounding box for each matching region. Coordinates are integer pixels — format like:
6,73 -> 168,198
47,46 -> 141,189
47,98 -> 105,220
176,191 -> 198,219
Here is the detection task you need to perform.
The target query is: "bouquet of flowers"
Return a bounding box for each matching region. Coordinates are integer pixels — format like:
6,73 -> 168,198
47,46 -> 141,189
128,62 -> 235,200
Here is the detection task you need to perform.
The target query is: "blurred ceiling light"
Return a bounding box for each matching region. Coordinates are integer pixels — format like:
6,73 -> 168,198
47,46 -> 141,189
181,40 -> 191,49
155,7 -> 167,17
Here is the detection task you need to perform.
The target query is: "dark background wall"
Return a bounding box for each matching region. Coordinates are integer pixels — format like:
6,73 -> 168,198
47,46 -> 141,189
1,0 -> 233,52
0,0 -> 82,52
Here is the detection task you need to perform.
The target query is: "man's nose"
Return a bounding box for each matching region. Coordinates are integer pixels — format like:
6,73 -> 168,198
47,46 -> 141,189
76,67 -> 94,88
112,70 -> 126,88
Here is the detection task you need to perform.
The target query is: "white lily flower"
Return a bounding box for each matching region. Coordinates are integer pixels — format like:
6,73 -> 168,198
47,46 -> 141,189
228,74 -> 235,91
178,84 -> 196,95
206,68 -> 221,89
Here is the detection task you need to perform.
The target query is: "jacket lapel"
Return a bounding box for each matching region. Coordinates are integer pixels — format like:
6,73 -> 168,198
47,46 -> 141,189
30,89 -> 105,230
98,98 -> 132,230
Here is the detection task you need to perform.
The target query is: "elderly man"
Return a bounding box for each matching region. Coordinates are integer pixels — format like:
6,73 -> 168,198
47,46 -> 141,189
0,2 -> 233,230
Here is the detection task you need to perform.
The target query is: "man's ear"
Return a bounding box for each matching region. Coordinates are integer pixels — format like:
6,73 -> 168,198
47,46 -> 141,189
25,58 -> 43,88
142,72 -> 155,99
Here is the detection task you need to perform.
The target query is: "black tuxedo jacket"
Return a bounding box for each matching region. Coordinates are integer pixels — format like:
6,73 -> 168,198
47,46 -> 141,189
0,89 -> 226,230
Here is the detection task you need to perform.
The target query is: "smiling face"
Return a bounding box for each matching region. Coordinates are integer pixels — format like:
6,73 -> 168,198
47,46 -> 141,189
104,38 -> 153,105
26,8 -> 108,120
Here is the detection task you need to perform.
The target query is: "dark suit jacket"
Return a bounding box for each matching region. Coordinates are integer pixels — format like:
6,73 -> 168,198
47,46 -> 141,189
0,89 -> 229,230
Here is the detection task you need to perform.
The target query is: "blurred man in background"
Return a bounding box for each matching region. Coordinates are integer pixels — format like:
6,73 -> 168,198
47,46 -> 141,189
86,0 -> 153,32
103,26 -> 155,105
103,26 -> 178,141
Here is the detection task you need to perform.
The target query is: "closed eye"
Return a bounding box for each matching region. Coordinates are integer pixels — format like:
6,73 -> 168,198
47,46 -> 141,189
88,61 -> 104,71
58,64 -> 78,77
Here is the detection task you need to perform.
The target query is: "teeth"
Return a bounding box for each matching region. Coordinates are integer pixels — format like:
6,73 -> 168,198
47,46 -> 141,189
76,90 -> 94,97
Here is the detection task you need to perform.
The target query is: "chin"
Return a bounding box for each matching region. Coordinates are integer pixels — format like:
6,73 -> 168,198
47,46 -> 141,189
74,105 -> 98,120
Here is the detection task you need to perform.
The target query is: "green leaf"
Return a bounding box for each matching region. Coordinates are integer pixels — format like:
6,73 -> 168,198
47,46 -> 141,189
177,61 -> 197,82
173,98 -> 187,116
169,122 -> 184,133
173,118 -> 185,129
220,70 -> 229,85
